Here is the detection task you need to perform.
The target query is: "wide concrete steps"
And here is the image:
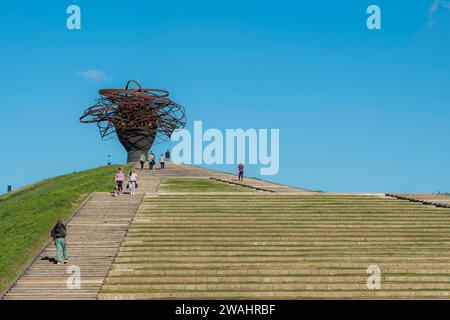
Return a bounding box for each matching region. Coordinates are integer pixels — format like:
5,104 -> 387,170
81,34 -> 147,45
99,194 -> 450,299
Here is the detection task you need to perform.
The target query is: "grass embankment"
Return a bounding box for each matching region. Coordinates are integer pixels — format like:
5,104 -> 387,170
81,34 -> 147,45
0,164 -> 132,293
159,178 -> 253,193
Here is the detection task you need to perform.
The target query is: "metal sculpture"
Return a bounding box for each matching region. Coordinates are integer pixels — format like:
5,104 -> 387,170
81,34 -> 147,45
80,80 -> 186,162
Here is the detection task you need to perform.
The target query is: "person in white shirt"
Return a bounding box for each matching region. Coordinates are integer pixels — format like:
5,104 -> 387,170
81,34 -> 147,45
159,154 -> 165,169
128,170 -> 138,195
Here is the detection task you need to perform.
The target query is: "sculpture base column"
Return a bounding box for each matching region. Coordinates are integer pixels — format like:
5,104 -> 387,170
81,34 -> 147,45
116,129 -> 156,163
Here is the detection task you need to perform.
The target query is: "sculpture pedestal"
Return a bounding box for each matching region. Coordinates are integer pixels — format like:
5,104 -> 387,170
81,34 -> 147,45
116,129 -> 156,163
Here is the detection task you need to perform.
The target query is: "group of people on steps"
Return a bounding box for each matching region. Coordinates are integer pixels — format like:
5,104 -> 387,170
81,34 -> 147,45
115,150 -> 170,198
139,149 -> 170,170
114,168 -> 138,197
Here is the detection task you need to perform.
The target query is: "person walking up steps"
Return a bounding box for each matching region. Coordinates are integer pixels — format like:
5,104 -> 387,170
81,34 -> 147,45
139,153 -> 146,170
238,162 -> 244,181
128,170 -> 138,195
148,151 -> 155,170
115,167 -> 125,197
51,219 -> 68,265
160,154 -> 165,169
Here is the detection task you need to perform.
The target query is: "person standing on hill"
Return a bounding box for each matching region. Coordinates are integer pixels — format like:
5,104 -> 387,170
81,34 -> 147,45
107,154 -> 112,166
238,162 -> 244,181
51,219 -> 68,265
139,154 -> 146,170
115,167 -> 125,197
128,170 -> 138,196
148,151 -> 155,170
159,154 -> 165,169
165,149 -> 171,162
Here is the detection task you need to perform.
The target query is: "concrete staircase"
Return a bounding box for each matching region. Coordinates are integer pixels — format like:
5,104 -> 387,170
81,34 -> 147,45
2,193 -> 143,300
98,192 -> 450,299
5,162 -> 450,300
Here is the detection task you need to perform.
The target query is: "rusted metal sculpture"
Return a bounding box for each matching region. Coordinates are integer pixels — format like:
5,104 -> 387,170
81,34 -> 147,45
80,80 -> 186,162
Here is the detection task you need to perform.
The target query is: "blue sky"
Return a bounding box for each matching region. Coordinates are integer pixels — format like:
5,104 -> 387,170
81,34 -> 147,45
0,0 -> 449,193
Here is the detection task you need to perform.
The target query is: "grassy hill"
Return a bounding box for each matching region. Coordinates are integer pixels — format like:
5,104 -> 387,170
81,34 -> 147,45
0,164 -> 131,293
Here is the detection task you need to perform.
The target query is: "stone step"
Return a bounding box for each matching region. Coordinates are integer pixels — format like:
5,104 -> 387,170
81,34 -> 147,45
108,269 -> 450,275
104,275 -> 450,284
100,282 -> 450,291
97,290 -> 450,299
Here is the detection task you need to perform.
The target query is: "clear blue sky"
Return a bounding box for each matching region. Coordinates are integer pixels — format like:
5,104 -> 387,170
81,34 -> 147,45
1,0 -> 449,193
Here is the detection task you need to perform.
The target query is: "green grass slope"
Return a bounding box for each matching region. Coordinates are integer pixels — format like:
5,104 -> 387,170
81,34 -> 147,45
0,164 -> 131,292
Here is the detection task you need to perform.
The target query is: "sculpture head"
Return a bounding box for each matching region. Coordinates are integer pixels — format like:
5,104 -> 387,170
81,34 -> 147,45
80,80 -> 186,162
